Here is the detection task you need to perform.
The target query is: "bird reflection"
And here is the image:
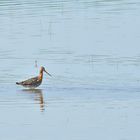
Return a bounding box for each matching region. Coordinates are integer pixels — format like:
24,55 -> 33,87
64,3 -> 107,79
22,89 -> 45,112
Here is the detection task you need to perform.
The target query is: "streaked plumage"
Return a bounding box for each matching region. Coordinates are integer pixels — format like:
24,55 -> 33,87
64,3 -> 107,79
16,66 -> 51,88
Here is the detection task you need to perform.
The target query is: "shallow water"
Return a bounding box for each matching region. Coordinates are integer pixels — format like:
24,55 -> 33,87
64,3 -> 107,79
0,0 -> 140,139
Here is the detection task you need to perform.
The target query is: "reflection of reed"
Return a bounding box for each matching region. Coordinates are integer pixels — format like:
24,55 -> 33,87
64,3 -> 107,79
22,89 -> 45,112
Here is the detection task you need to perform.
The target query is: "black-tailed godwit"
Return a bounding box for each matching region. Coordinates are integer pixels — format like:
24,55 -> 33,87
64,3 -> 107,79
16,66 -> 51,88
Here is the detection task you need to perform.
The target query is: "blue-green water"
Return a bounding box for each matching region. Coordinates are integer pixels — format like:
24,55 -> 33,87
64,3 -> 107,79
0,0 -> 140,139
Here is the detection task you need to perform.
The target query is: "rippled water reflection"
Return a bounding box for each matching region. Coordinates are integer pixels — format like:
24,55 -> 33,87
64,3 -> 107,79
0,0 -> 140,140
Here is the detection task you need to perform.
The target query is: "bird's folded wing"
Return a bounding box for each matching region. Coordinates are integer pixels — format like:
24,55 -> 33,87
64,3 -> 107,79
21,76 -> 38,85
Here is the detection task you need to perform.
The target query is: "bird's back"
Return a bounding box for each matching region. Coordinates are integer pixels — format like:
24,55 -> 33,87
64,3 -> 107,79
16,76 -> 42,88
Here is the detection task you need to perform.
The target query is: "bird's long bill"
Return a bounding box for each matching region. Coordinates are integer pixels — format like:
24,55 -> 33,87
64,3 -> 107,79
44,70 -> 52,77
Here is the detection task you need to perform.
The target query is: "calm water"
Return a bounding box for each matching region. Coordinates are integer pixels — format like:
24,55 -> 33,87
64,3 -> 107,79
0,0 -> 140,139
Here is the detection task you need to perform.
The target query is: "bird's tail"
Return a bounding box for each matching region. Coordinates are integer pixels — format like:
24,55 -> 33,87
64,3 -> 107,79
16,82 -> 20,85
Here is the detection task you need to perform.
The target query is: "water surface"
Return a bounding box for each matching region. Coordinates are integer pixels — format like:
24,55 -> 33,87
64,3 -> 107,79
0,0 -> 140,140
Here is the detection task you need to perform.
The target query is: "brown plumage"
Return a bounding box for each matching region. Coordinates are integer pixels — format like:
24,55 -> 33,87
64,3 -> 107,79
16,66 -> 51,88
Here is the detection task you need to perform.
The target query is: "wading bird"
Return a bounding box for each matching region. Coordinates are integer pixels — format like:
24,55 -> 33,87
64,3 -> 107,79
16,66 -> 51,88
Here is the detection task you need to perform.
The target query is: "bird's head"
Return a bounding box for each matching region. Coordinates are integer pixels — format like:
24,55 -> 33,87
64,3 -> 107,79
40,66 -> 52,77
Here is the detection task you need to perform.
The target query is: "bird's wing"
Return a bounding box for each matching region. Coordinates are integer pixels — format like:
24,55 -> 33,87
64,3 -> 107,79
20,76 -> 39,85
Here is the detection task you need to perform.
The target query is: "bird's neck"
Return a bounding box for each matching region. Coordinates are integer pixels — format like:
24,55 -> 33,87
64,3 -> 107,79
38,72 -> 43,80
